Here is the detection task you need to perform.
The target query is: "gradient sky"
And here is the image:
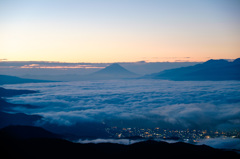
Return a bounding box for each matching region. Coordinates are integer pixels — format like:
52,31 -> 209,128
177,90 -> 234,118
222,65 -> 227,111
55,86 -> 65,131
0,0 -> 239,63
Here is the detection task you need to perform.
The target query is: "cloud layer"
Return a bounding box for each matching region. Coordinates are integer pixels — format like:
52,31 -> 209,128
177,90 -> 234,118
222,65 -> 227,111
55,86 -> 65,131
4,80 -> 240,129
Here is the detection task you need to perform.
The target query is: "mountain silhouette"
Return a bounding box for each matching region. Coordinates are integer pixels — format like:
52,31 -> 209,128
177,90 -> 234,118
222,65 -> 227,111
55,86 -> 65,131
85,63 -> 139,80
0,75 -> 52,85
143,58 -> 240,81
0,126 -> 239,159
0,111 -> 42,129
0,87 -> 39,112
0,87 -> 37,97
0,87 -> 42,128
0,125 -> 60,139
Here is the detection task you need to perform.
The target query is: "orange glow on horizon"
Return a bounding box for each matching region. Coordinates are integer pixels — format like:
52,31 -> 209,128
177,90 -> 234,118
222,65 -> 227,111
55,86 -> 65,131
19,64 -> 105,69
0,0 -> 239,63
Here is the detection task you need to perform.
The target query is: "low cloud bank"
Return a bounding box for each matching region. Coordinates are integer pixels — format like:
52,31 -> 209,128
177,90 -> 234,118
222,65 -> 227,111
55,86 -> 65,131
77,138 -> 144,145
4,80 -> 240,130
77,137 -> 240,151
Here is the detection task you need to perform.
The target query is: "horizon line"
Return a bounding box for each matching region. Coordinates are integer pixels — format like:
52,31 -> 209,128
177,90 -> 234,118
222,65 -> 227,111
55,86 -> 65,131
1,59 -> 233,64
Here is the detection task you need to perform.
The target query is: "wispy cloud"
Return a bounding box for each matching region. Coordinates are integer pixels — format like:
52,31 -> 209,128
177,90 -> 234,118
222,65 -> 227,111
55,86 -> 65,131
20,64 -> 105,69
0,62 -> 107,70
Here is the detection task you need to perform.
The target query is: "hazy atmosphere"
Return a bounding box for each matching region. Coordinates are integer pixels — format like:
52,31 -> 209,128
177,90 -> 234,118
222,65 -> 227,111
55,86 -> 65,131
0,0 -> 240,159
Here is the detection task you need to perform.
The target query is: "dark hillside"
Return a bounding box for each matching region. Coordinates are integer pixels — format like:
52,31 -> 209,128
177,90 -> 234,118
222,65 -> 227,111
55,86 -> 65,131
0,126 -> 239,159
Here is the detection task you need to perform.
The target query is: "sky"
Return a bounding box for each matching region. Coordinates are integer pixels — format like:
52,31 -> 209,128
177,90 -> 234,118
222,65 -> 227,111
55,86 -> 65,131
0,0 -> 240,63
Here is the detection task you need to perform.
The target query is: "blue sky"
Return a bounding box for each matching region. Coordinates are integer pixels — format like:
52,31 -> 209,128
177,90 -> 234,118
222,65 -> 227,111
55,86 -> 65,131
0,0 -> 239,62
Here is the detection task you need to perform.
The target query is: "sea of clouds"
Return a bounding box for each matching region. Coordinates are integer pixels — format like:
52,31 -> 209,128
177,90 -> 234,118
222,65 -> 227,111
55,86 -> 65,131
3,79 -> 240,130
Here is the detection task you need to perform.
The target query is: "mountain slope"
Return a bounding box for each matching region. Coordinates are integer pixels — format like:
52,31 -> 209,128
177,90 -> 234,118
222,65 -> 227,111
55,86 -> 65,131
0,126 -> 239,159
0,111 -> 42,128
0,125 -> 60,139
93,63 -> 136,75
0,87 -> 41,127
85,63 -> 139,80
0,87 -> 37,97
144,58 -> 240,81
0,75 -> 52,85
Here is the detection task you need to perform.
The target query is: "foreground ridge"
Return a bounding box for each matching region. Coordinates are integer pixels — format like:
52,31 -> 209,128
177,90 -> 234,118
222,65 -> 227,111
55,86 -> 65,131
0,126 -> 239,159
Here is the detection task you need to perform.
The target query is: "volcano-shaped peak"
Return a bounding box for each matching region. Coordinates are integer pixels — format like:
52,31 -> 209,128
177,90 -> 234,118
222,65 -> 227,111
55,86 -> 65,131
103,63 -> 130,72
89,63 -> 138,79
107,63 -> 122,69
95,63 -> 135,75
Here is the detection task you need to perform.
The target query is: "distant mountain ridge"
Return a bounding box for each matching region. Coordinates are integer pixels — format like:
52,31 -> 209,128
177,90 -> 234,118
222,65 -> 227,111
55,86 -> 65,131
0,87 -> 41,128
0,87 -> 37,97
92,63 -> 137,76
144,58 -> 240,81
0,75 -> 52,85
82,63 -> 139,80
